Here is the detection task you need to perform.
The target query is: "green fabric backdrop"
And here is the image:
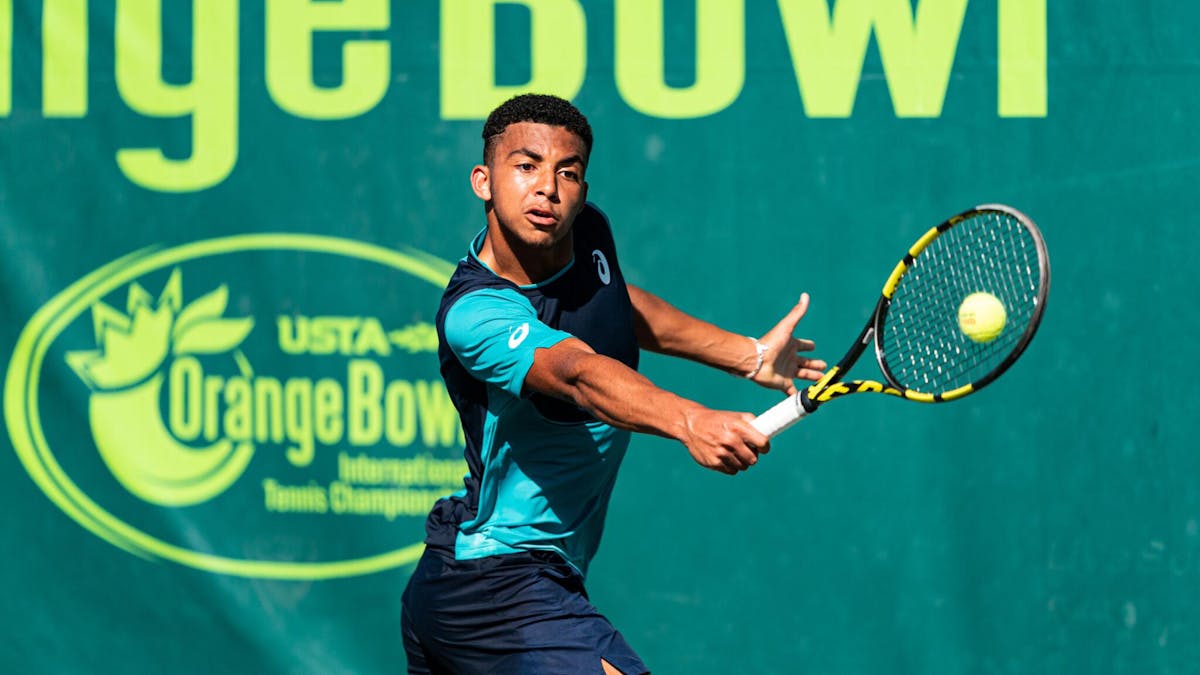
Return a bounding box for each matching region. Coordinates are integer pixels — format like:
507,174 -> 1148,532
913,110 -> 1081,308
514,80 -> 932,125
2,1 -> 1197,672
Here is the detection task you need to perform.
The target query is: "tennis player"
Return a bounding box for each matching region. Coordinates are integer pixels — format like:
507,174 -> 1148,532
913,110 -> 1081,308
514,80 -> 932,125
400,94 -> 826,674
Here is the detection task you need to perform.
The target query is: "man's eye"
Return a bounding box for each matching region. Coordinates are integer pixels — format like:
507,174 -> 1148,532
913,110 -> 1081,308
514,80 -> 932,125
560,170 -> 579,181
517,163 -> 535,171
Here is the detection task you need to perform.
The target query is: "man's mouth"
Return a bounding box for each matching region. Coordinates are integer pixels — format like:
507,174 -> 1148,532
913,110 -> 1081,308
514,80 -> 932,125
526,208 -> 558,227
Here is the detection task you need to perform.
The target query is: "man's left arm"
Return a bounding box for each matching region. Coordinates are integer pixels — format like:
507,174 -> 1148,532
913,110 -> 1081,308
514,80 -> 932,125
627,284 -> 827,396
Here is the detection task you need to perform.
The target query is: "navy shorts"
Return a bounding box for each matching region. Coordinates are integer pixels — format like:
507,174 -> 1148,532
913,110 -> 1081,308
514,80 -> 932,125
401,545 -> 649,675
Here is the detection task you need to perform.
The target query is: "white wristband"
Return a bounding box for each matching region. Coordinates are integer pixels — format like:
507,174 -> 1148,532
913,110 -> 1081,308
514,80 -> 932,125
742,337 -> 767,379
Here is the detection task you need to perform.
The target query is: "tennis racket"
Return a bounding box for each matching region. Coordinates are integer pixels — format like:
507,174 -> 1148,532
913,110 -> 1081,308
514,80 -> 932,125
752,203 -> 1050,437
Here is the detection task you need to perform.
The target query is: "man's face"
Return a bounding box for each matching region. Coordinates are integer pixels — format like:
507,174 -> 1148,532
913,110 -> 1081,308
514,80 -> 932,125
474,122 -> 589,251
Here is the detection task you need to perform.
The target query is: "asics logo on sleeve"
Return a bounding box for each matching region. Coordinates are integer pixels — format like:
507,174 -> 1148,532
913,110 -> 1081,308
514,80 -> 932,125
592,250 -> 611,285
508,322 -> 530,348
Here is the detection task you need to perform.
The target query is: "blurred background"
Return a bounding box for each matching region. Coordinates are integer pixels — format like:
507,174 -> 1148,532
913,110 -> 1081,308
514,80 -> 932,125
2,1 -> 1198,672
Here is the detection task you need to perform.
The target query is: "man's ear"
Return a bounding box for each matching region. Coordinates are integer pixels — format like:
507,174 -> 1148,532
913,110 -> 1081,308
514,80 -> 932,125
470,165 -> 491,201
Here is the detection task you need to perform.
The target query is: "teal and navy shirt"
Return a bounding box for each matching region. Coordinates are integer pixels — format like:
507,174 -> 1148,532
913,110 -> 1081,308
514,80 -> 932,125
425,203 -> 639,578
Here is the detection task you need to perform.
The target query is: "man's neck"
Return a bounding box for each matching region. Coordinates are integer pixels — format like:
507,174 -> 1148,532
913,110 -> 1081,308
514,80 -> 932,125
478,223 -> 573,286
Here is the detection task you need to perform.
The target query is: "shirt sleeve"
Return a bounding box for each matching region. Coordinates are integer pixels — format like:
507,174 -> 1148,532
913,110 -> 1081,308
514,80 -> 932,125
443,288 -> 572,396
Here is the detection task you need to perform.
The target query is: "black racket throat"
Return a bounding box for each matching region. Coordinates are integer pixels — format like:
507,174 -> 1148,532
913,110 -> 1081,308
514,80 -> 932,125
799,311 -> 882,412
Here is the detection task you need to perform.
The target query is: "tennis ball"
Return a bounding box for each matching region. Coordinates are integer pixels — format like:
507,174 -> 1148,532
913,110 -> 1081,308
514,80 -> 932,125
958,292 -> 1007,343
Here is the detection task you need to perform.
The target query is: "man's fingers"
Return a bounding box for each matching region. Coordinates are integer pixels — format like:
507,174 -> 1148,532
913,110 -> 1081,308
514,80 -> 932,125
796,357 -> 828,382
780,293 -> 811,332
765,293 -> 811,338
754,435 -> 772,455
730,417 -> 771,461
733,443 -> 758,468
693,414 -> 776,474
791,293 -> 811,317
737,416 -> 771,449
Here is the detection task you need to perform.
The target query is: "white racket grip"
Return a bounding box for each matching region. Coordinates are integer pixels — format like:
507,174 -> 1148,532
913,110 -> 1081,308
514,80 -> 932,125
751,393 -> 811,438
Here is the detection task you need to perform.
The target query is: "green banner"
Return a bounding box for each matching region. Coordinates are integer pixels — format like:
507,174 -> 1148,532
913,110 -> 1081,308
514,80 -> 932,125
2,1 -> 1197,673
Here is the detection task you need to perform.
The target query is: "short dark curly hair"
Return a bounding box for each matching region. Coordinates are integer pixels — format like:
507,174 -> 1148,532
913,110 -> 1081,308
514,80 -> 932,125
482,93 -> 593,166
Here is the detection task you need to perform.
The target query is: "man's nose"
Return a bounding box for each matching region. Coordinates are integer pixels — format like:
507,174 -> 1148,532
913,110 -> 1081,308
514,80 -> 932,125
535,171 -> 559,200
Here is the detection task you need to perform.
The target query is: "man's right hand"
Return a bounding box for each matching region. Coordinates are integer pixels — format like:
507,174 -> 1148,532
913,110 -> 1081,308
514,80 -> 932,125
680,409 -> 771,475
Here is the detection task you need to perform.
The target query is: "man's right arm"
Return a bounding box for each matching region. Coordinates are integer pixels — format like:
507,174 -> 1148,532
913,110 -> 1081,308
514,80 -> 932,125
523,337 -> 769,475
444,288 -> 768,475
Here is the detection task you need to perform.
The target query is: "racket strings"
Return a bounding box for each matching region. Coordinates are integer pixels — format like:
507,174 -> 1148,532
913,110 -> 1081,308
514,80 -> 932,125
880,211 -> 1043,393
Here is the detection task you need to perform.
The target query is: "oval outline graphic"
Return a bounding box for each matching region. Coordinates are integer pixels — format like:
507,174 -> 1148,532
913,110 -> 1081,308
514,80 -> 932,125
5,234 -> 456,579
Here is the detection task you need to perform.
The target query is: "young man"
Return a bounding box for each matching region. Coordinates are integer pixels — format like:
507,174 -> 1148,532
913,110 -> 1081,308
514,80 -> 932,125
401,94 -> 826,674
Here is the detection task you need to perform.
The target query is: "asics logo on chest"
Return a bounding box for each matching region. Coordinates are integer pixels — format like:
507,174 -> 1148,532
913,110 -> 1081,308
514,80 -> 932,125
592,249 -> 611,285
